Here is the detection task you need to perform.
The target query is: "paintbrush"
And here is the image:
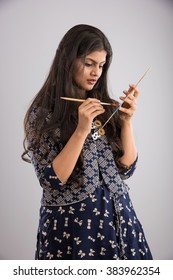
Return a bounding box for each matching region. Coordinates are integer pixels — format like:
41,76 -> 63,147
130,66 -> 151,94
60,97 -> 119,107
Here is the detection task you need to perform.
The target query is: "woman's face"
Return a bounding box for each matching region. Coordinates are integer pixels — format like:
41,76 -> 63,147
73,50 -> 107,95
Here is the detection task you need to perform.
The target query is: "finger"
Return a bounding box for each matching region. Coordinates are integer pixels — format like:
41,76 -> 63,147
79,102 -> 105,120
79,102 -> 103,117
89,104 -> 105,115
122,90 -> 129,96
123,84 -> 140,98
124,97 -> 137,110
123,84 -> 134,95
79,98 -> 101,108
119,96 -> 126,101
80,107 -> 105,123
133,87 -> 140,98
126,95 -> 137,105
118,106 -> 134,117
90,109 -> 106,119
120,95 -> 137,110
80,103 -> 104,114
120,94 -> 136,102
129,84 -> 140,98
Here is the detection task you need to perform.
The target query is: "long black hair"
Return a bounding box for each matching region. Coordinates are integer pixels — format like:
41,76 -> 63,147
22,24 -> 123,180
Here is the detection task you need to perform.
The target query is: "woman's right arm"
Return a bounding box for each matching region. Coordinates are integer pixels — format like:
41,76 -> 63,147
52,98 -> 105,184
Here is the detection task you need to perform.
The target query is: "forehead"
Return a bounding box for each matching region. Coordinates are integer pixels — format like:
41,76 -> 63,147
85,50 -> 107,63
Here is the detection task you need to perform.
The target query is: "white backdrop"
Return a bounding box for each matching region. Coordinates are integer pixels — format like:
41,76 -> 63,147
0,0 -> 172,260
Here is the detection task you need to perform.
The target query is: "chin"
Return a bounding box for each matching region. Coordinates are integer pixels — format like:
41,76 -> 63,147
86,85 -> 94,91
77,84 -> 94,93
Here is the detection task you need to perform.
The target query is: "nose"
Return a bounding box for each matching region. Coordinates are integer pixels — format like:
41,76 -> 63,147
91,66 -> 100,77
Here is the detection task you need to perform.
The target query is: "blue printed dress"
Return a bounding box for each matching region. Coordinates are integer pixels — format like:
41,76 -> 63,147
35,165 -> 152,260
28,108 -> 153,260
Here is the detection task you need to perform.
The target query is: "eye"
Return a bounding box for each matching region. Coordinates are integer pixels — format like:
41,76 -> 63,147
85,63 -> 93,67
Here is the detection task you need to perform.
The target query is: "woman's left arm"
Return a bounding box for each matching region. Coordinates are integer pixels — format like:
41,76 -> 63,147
118,84 -> 139,167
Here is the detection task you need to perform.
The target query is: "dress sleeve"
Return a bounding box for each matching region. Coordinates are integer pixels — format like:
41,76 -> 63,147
116,155 -> 138,180
26,108 -> 63,189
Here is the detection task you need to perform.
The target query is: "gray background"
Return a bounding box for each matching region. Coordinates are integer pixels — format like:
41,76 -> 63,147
0,0 -> 172,260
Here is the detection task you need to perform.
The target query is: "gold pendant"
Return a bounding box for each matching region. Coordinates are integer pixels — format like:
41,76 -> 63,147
91,119 -> 105,140
94,120 -> 102,127
98,128 -> 105,136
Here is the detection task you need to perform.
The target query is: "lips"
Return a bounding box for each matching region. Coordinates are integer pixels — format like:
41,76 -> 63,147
87,79 -> 97,85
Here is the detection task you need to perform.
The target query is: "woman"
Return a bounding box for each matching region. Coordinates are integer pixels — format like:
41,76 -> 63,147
22,24 -> 152,259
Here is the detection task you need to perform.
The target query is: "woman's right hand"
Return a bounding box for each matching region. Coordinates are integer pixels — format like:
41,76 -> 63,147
52,98 -> 104,184
76,98 -> 105,136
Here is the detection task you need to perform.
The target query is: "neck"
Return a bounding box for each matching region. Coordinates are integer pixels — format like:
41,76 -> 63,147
76,88 -> 87,99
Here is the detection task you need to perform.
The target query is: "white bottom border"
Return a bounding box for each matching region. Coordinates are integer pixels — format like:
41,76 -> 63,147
0,260 -> 172,280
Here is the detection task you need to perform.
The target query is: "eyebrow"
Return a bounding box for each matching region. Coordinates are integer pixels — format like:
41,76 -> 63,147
85,58 -> 106,64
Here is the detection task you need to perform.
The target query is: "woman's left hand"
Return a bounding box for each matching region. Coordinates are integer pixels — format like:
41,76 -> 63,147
118,83 -> 139,122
